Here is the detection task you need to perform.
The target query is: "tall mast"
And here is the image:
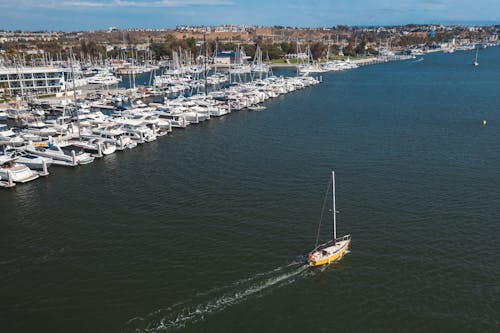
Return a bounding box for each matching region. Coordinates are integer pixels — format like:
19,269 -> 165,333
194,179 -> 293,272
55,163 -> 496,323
214,41 -> 218,74
69,48 -> 81,140
204,32 -> 208,96
332,170 -> 337,242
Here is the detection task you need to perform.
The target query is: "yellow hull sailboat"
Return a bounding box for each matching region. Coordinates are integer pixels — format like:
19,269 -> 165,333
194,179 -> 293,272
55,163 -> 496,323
308,171 -> 351,267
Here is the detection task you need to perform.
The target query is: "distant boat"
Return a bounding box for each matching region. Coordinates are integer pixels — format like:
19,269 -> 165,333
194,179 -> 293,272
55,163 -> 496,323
248,105 -> 266,111
473,47 -> 479,67
308,171 -> 351,267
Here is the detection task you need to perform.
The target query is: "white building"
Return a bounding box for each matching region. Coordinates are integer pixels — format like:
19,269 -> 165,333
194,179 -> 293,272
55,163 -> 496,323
285,53 -> 310,60
213,56 -> 231,65
0,66 -> 66,96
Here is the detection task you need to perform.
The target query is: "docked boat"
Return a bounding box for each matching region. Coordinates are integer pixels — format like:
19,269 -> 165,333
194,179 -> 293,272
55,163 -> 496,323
89,126 -> 138,150
22,118 -> 59,138
25,142 -> 95,166
308,171 -> 351,267
120,124 -> 157,144
90,138 -> 117,155
0,174 -> 16,188
4,148 -> 53,170
248,105 -> 266,111
0,109 -> 7,121
87,72 -> 121,85
67,138 -> 116,157
0,155 -> 39,183
0,124 -> 24,146
6,108 -> 20,120
155,107 -> 190,128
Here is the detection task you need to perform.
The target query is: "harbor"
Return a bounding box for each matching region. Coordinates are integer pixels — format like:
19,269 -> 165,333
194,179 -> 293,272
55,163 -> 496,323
0,41 -> 482,190
0,45 -> 414,188
2,46 -> 499,332
1,68 -> 324,188
0,43 -> 441,190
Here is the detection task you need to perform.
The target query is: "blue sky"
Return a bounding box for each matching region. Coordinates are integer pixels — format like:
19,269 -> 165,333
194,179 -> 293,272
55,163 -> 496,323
0,0 -> 498,31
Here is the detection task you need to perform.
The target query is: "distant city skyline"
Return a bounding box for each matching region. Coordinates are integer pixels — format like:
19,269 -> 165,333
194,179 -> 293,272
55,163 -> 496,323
0,0 -> 498,31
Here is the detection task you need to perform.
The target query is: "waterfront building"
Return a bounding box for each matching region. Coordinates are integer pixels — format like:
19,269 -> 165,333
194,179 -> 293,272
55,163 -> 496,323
0,66 -> 66,96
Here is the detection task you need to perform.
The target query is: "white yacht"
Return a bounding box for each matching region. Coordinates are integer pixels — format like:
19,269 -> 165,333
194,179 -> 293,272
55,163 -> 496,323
67,138 -> 116,157
87,72 -> 121,85
44,116 -> 73,135
155,107 -> 190,128
0,155 -> 39,183
25,142 -> 95,166
4,149 -> 53,170
22,119 -> 59,138
0,124 -> 24,146
121,123 -> 157,144
191,97 -> 229,117
298,63 -> 324,75
90,125 -> 137,150
6,108 -> 20,120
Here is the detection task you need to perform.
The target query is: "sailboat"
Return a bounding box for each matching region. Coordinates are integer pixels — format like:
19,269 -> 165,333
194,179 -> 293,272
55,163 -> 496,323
473,47 -> 479,67
308,171 -> 351,267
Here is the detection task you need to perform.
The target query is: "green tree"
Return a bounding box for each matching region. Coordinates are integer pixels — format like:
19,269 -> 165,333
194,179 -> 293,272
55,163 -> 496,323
150,41 -> 169,59
165,34 -> 177,44
243,44 -> 256,59
184,37 -> 196,51
220,42 -> 237,52
343,44 -> 356,57
355,39 -> 367,55
328,44 -> 340,58
280,41 -> 296,54
260,43 -> 283,60
310,42 -> 326,60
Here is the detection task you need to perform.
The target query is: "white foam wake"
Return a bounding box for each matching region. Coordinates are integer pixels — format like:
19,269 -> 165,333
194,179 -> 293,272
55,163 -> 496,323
124,261 -> 309,332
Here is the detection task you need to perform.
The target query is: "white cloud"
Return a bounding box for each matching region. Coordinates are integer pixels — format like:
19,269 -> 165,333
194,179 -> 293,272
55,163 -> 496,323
61,0 -> 235,7
0,0 -> 234,9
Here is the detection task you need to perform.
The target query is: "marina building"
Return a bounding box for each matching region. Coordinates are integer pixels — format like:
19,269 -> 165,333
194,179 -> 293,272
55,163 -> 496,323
0,66 -> 66,96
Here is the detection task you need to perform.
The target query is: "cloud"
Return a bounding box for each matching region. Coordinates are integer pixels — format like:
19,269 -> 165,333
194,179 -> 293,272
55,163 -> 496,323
0,0 -> 234,9
420,0 -> 447,10
84,0 -> 232,7
61,0 -> 234,7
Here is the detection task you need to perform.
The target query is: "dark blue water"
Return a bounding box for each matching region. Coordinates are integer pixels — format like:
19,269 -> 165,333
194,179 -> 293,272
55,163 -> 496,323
1,48 -> 499,332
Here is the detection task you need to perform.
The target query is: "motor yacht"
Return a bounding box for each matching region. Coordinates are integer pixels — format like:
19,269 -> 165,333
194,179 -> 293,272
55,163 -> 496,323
0,155 -> 39,183
25,142 -> 95,166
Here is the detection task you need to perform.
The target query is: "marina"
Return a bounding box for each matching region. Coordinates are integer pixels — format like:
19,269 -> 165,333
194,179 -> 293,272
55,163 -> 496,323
0,70 -> 323,187
0,47 -> 465,189
2,39 -> 419,188
1,45 -> 499,332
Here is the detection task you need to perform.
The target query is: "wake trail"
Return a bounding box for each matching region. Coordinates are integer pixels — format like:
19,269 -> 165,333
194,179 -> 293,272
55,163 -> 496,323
123,260 -> 309,332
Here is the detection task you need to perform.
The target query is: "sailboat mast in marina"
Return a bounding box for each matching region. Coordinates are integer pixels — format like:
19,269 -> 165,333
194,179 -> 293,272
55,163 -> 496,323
308,171 -> 351,267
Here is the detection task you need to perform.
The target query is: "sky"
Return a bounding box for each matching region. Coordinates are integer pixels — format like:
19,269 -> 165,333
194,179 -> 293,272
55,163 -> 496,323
0,0 -> 498,31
